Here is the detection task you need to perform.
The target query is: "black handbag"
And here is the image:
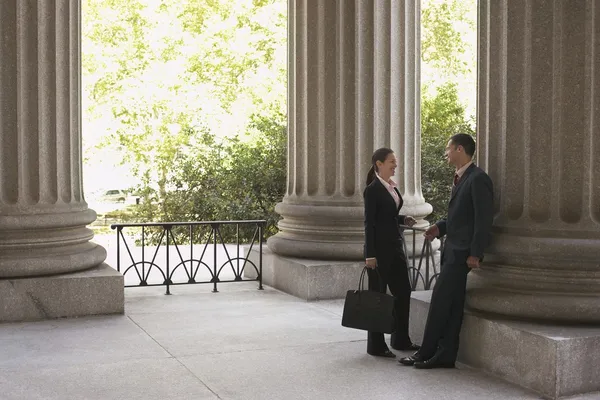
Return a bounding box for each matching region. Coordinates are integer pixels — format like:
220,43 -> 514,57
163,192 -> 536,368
341,267 -> 395,333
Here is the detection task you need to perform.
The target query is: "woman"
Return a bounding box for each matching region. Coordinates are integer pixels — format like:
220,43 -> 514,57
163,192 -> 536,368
363,147 -> 419,358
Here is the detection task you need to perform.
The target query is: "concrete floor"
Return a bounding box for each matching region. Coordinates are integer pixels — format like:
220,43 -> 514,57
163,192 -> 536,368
0,283 -> 597,400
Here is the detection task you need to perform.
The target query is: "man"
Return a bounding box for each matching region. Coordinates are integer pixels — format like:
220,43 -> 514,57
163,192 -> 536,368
399,133 -> 494,369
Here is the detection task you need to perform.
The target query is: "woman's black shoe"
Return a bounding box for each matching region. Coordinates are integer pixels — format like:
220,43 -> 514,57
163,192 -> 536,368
392,343 -> 421,351
367,349 -> 397,358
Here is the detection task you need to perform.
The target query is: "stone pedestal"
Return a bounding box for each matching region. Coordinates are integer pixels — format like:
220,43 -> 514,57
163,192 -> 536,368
471,0 -> 600,322
245,247 -> 363,300
0,264 -> 123,322
0,0 -> 123,321
269,0 -> 430,273
411,292 -> 600,399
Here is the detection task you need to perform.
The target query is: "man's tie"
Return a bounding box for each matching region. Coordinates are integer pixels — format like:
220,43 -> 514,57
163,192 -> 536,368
453,174 -> 460,186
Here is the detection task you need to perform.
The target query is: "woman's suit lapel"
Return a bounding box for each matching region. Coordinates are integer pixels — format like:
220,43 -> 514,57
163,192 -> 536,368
374,178 -> 402,213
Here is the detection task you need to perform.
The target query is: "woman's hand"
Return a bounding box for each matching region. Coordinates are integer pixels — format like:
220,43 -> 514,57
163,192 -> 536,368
365,258 -> 377,269
404,216 -> 417,227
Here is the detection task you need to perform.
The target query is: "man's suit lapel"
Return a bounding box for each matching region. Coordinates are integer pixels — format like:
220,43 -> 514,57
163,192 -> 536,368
449,164 -> 476,204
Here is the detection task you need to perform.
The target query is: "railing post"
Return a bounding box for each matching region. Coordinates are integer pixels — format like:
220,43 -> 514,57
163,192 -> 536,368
165,225 -> 171,295
141,226 -> 146,286
189,224 -> 194,284
412,229 -> 416,265
259,223 -> 264,290
236,223 -> 241,281
426,239 -> 432,289
412,228 -> 417,289
116,226 -> 121,273
438,238 -> 441,255
212,223 -> 219,293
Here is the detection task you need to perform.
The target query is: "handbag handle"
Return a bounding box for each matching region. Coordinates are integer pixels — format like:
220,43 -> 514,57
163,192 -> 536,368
357,266 -> 384,292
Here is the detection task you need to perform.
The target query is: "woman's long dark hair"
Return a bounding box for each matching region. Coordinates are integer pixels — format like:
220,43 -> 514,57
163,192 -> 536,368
366,147 -> 394,186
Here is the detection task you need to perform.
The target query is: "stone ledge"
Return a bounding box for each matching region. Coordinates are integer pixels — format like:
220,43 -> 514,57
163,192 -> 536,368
244,247 -> 364,300
410,291 -> 600,399
0,263 -> 124,323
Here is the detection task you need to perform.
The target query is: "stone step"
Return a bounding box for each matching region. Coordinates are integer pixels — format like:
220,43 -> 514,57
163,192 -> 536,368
410,291 -> 600,399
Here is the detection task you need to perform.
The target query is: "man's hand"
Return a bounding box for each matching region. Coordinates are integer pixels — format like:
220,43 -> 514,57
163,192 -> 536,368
404,216 -> 417,227
467,256 -> 480,269
365,258 -> 377,269
424,225 -> 440,241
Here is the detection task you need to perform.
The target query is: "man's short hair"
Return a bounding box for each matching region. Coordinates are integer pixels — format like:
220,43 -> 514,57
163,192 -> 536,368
450,133 -> 476,157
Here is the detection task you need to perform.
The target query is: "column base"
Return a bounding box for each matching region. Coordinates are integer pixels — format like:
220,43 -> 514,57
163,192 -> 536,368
0,263 -> 124,322
410,291 -> 600,399
267,232 -> 364,261
244,246 -> 363,300
466,285 -> 600,324
267,227 -> 439,260
270,201 -> 365,260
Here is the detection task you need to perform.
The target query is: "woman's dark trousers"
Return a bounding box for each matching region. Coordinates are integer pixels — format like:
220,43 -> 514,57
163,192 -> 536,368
366,240 -> 412,353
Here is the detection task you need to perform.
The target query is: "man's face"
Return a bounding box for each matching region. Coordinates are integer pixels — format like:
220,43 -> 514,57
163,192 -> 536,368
445,140 -> 460,166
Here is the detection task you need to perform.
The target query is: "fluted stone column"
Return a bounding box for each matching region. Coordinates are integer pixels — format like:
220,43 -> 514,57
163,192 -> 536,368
468,0 -> 600,322
0,0 -> 123,321
268,0 -> 430,260
389,0 -> 433,247
375,0 -> 432,251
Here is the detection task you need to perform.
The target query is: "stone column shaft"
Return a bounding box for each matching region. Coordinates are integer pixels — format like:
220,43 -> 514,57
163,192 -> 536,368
374,0 -> 431,224
269,0 -> 430,260
391,0 -> 431,225
0,0 -> 106,277
272,0 -> 363,260
470,0 -> 600,322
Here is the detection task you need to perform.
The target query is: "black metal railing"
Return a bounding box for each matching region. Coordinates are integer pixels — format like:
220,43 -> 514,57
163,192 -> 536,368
400,225 -> 445,291
110,220 -> 265,294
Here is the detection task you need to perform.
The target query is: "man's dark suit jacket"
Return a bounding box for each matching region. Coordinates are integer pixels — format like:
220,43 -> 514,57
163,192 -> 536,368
363,178 -> 407,259
436,163 -> 494,262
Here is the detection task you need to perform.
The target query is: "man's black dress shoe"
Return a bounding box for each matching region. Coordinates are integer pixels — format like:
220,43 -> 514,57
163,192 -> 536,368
392,343 -> 421,351
413,351 -> 455,369
414,359 -> 455,369
367,349 -> 396,358
398,352 -> 423,366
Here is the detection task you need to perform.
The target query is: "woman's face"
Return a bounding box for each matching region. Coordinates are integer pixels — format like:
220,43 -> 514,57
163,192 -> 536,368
376,153 -> 397,179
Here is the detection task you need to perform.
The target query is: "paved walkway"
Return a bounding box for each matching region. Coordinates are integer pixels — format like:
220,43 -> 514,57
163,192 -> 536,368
0,283 -> 596,400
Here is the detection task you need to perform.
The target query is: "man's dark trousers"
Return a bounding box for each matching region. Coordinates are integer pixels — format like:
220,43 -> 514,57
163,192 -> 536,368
418,247 -> 471,363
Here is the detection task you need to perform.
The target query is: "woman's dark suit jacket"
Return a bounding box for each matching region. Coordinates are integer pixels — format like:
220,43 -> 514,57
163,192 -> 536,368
363,178 -> 407,259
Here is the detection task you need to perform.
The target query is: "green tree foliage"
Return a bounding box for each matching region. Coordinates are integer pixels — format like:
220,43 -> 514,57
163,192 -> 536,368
421,83 -> 475,223
131,110 -> 286,243
82,0 -> 286,203
420,0 -> 476,223
421,0 -> 476,78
